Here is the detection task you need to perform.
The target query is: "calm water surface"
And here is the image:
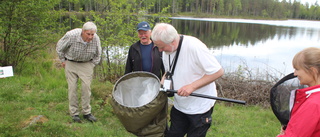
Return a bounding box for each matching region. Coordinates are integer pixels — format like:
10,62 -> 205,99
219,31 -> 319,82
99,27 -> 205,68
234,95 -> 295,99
170,17 -> 320,78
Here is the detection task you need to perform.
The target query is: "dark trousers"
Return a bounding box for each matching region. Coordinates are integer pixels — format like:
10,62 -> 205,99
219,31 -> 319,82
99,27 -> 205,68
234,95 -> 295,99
166,106 -> 214,137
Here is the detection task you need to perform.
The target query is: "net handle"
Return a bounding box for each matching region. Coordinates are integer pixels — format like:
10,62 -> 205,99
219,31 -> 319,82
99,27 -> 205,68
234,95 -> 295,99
160,88 -> 246,105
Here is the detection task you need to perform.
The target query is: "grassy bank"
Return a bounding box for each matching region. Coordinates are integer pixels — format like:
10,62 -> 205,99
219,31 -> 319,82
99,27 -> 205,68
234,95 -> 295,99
0,57 -> 281,137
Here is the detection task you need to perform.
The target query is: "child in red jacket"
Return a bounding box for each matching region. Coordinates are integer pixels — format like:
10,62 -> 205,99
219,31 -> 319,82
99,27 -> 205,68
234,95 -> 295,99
277,47 -> 320,137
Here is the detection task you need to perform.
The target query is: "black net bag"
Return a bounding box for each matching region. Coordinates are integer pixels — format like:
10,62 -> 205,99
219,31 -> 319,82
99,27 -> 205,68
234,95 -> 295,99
270,73 -> 306,127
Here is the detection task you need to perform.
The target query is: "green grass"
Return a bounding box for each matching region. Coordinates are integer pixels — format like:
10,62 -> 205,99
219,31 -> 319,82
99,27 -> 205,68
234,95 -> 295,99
0,59 -> 281,137
210,104 -> 280,137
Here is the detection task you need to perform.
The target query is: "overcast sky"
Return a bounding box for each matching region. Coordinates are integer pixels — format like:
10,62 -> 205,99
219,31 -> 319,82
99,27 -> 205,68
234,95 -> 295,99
298,0 -> 318,4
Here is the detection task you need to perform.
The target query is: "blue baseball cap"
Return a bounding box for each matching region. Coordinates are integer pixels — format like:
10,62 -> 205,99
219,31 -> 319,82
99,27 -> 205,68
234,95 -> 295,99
137,21 -> 151,31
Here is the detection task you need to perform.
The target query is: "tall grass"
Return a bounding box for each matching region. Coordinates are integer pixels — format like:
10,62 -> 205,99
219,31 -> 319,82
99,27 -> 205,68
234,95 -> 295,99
0,52 -> 281,137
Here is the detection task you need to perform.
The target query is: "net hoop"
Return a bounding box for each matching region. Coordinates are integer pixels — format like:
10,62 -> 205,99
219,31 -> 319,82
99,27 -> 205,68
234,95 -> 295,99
111,71 -> 167,135
270,73 -> 305,126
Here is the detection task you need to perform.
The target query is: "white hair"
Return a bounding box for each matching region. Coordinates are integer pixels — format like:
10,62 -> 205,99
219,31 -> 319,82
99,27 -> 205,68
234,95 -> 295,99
151,23 -> 179,44
82,21 -> 97,32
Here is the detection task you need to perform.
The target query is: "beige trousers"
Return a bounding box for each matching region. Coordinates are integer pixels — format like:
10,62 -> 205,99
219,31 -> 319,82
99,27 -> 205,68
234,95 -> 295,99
65,61 -> 95,116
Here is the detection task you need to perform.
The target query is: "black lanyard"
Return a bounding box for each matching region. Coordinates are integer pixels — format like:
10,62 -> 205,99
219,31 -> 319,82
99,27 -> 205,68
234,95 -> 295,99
168,54 -> 175,72
167,35 -> 183,78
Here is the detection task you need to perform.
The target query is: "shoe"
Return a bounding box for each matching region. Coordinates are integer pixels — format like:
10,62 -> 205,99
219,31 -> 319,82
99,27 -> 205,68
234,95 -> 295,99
72,115 -> 81,123
83,114 -> 97,122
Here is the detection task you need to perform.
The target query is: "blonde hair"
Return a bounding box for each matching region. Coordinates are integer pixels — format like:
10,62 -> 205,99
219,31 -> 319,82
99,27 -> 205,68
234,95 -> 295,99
292,47 -> 320,78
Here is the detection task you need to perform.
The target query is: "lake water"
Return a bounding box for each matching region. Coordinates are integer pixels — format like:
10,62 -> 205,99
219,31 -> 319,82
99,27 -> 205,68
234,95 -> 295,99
170,17 -> 320,79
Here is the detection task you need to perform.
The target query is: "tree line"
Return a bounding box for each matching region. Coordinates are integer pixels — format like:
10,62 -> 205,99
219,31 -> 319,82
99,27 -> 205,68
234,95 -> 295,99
1,0 -> 319,82
58,0 -> 320,20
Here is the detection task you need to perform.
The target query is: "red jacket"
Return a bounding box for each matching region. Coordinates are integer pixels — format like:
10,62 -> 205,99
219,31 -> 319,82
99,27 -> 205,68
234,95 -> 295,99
277,85 -> 320,137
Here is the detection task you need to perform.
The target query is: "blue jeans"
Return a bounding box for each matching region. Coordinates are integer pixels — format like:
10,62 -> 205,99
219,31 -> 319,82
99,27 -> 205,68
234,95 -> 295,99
166,106 -> 214,137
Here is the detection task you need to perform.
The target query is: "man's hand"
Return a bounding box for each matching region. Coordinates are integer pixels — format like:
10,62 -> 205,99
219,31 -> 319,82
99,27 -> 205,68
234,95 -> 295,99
177,84 -> 196,96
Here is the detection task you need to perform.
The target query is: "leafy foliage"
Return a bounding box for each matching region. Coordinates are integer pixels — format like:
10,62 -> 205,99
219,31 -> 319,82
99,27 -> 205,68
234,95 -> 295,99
59,0 -> 171,82
0,0 -> 60,72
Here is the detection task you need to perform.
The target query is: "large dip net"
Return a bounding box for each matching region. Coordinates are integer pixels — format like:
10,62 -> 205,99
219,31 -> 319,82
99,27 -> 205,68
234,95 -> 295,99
111,71 -> 167,137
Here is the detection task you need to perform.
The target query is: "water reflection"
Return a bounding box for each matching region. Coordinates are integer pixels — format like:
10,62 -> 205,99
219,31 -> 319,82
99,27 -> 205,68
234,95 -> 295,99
59,15 -> 320,79
171,18 -> 320,78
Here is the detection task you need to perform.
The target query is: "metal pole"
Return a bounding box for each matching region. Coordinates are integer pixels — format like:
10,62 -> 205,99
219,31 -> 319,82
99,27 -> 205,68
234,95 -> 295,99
160,88 -> 246,105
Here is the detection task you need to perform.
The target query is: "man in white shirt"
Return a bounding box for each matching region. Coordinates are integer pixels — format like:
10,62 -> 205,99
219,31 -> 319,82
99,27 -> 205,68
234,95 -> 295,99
151,23 -> 224,137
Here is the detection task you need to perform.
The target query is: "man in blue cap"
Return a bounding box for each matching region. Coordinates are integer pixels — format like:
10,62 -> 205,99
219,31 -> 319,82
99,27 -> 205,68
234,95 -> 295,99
124,21 -> 166,136
125,21 -> 164,79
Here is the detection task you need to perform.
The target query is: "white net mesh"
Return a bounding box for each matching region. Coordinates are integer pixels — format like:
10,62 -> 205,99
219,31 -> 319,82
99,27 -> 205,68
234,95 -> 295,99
113,72 -> 161,107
